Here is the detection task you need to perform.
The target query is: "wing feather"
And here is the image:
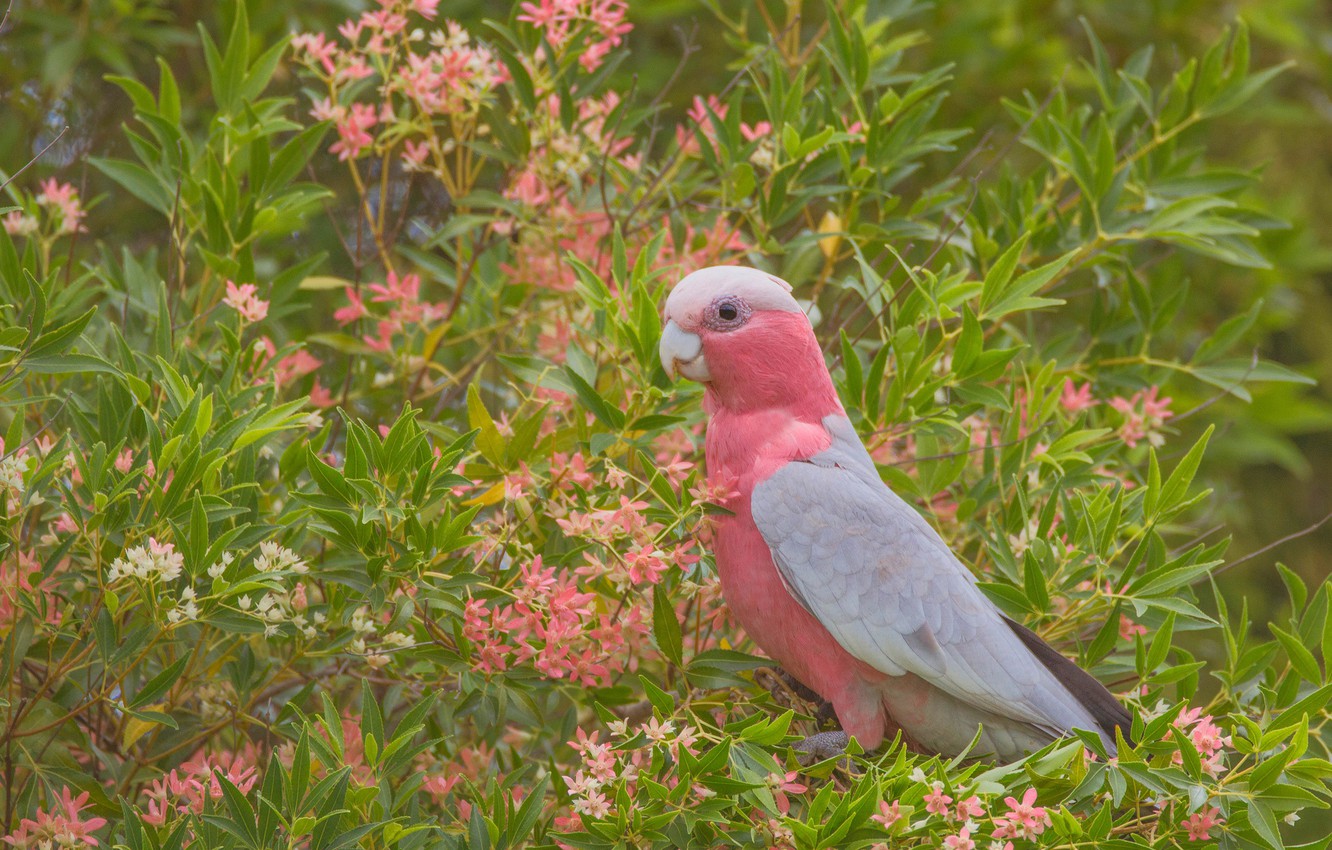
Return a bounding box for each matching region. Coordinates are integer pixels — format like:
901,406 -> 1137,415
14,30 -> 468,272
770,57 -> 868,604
751,427 -> 1109,741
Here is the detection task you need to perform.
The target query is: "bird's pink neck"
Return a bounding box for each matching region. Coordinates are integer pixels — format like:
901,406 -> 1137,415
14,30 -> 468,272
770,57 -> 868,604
699,310 -> 845,501
701,312 -> 843,420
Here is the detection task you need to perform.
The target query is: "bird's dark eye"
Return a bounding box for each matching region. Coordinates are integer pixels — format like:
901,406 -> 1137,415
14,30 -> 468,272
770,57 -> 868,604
707,297 -> 750,330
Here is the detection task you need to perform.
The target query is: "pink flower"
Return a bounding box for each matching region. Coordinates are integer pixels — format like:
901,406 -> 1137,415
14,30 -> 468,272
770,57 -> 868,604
273,350 -> 322,387
2,786 -> 108,848
329,102 -> 377,160
403,139 -> 431,169
1060,379 -> 1096,413
292,32 -> 338,74
309,381 -> 336,408
36,178 -> 87,234
3,211 -> 37,236
114,449 -> 134,473
222,280 -> 269,323
1109,385 -> 1173,448
367,270 -> 421,304
1170,707 -> 1231,776
768,769 -> 807,815
410,0 -> 440,19
422,773 -> 460,801
334,286 -> 367,325
740,121 -> 772,142
924,783 -> 952,817
991,788 -> 1051,840
623,546 -> 667,585
954,794 -> 984,820
1184,805 -> 1223,841
871,800 -> 902,828
943,827 -> 975,850
1119,615 -> 1147,640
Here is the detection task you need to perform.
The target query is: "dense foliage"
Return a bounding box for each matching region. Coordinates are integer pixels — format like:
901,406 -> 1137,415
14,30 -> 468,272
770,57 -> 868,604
2,1 -> 1331,848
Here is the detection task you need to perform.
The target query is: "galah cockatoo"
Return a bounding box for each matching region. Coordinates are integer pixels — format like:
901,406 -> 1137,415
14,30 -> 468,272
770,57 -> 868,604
659,265 -> 1131,761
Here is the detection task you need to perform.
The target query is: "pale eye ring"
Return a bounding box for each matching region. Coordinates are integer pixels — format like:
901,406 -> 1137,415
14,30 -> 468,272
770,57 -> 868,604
706,297 -> 750,330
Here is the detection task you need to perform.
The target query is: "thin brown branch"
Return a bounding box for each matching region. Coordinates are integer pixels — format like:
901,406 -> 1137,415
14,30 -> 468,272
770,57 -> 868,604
0,126 -> 69,194
1212,510 -> 1332,578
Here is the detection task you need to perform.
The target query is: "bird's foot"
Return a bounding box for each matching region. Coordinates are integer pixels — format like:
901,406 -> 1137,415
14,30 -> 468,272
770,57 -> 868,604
793,730 -> 849,766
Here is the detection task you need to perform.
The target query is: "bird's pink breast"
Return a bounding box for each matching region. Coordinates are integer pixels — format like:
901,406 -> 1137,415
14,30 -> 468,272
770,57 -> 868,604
705,407 -> 895,745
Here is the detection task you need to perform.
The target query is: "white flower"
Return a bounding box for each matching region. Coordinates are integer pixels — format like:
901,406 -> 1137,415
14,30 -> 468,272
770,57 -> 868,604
238,595 -> 252,611
255,541 -> 306,574
0,453 -> 31,492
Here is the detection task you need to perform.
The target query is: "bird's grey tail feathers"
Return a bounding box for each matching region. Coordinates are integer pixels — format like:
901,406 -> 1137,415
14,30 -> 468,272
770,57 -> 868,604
1002,617 -> 1134,747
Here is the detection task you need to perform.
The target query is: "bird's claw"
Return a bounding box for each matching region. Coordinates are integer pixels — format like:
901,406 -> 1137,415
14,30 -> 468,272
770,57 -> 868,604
793,730 -> 849,766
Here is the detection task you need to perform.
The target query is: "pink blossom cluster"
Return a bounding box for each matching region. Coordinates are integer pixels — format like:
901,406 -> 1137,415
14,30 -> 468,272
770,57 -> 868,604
991,787 -> 1052,840
1184,804 -> 1225,841
1109,385 -> 1172,448
389,24 -> 507,119
293,1 -> 507,168
461,554 -> 646,687
250,340 -> 323,392
556,720 -> 706,832
1060,379 -> 1096,413
0,549 -> 62,628
517,0 -> 633,71
1,787 -> 107,849
498,88 -> 751,294
3,178 -> 87,237
1172,706 -> 1232,776
140,748 -> 260,825
222,280 -> 270,323
333,271 -> 447,354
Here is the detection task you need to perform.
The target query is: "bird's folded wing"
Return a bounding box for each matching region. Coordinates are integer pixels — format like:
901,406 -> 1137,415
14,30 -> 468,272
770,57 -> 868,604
751,456 -> 1098,736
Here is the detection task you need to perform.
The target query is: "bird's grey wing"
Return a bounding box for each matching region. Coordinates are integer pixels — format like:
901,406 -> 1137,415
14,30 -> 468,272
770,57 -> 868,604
751,417 -> 1103,738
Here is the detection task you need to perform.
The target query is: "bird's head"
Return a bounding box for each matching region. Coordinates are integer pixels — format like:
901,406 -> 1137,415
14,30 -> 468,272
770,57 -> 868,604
660,265 -> 842,416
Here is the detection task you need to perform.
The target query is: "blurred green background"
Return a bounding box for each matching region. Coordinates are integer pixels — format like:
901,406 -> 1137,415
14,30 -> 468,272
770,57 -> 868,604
2,0 -> 1330,623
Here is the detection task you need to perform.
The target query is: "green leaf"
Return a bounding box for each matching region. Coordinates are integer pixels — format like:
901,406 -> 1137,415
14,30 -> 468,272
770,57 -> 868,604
652,584 -> 683,667
466,384 -> 506,466
268,123 -> 331,193
23,353 -> 121,376
26,306 -> 96,360
1157,425 -> 1213,514
90,158 -> 173,214
563,366 -> 625,431
1271,623 -> 1322,683
1247,798 -> 1283,850
131,657 -> 189,709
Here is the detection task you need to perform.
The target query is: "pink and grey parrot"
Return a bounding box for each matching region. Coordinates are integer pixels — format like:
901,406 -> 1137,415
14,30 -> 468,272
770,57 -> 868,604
659,265 -> 1130,761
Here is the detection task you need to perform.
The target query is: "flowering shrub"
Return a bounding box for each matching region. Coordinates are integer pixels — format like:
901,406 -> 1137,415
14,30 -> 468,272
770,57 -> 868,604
2,1 -> 1331,848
